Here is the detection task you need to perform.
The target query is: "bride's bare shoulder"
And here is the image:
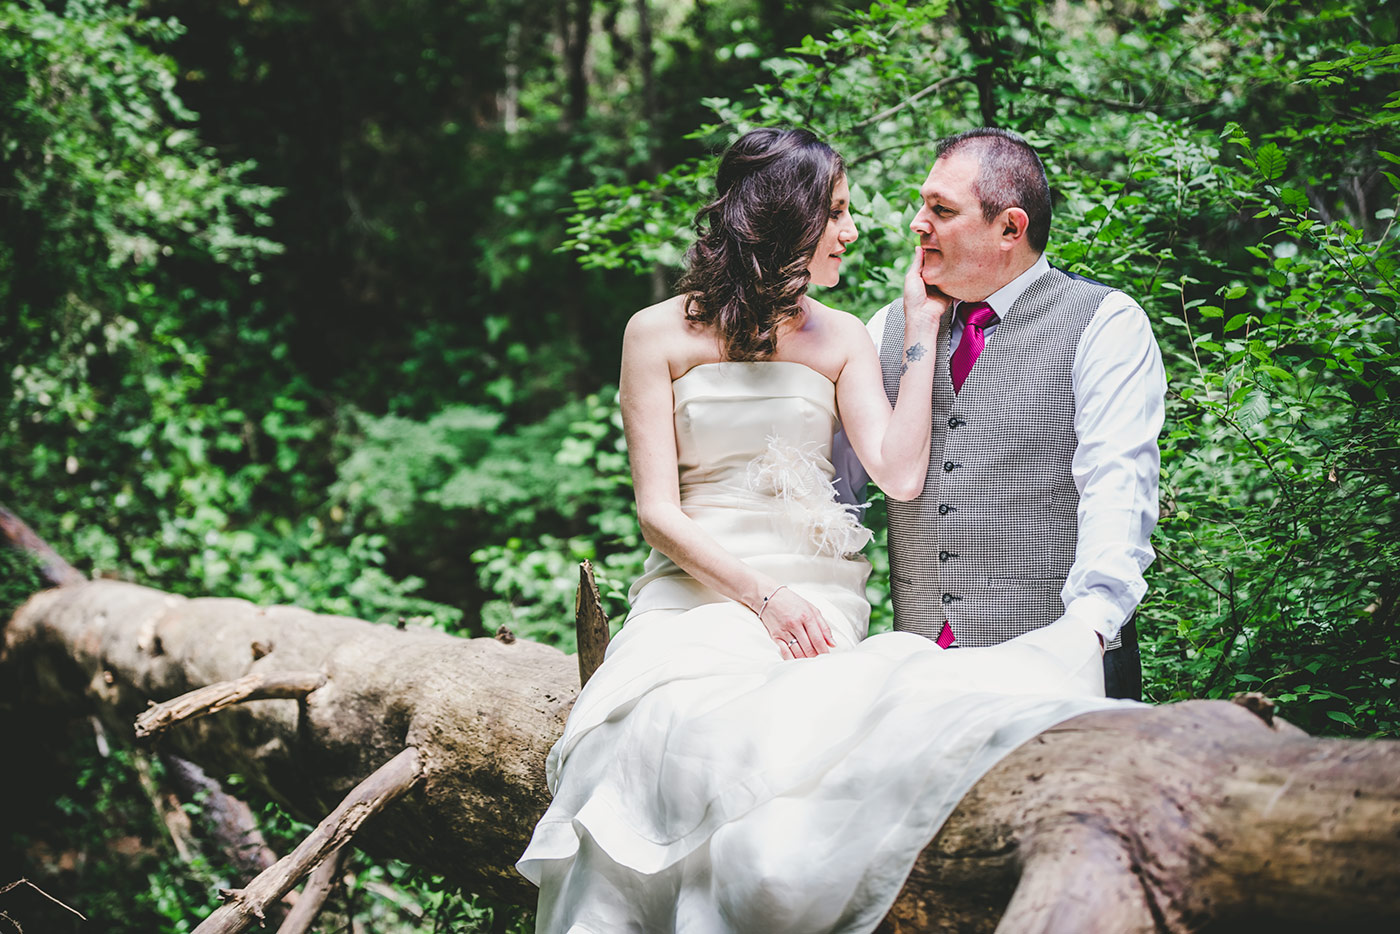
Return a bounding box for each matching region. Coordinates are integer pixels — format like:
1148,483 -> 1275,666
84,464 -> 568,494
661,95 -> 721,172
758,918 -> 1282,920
624,297 -> 716,375
625,295 -> 690,341
802,298 -> 874,343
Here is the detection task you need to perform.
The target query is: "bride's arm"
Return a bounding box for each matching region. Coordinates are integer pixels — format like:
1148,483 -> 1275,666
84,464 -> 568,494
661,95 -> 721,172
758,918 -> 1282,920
835,248 -> 947,501
621,308 -> 836,658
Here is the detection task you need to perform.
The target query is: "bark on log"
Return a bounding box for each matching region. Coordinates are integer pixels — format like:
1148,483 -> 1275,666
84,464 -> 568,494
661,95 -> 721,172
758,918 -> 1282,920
5,578 -> 1400,932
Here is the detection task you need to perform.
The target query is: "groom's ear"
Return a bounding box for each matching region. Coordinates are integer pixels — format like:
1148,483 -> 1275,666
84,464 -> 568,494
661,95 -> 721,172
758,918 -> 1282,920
999,207 -> 1031,247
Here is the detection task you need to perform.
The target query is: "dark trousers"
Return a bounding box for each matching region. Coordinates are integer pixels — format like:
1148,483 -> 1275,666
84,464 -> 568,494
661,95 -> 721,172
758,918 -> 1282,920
1103,616 -> 1142,701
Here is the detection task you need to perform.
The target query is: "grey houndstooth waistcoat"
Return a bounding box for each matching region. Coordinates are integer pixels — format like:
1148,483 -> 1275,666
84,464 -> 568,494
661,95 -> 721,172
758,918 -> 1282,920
878,267 -> 1123,649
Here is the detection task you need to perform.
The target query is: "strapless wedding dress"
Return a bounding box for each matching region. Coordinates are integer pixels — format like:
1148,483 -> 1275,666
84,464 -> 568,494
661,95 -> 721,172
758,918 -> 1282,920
517,361 -> 1133,933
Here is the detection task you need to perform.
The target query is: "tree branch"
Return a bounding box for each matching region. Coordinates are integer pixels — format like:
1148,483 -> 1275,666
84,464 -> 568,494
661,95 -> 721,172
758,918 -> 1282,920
194,747 -> 422,934
0,505 -> 85,588
0,878 -> 87,921
854,74 -> 968,129
274,844 -> 349,934
135,671 -> 327,739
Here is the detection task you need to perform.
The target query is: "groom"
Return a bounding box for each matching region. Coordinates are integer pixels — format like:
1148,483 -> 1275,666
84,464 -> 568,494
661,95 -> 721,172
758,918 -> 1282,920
836,128 -> 1165,700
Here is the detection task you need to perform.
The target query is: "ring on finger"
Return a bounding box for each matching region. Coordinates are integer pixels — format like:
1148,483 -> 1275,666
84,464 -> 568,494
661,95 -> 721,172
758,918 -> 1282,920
786,638 -> 799,646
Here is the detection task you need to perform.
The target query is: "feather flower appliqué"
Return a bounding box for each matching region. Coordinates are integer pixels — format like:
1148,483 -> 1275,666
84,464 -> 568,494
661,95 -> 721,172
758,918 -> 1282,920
745,437 -> 873,557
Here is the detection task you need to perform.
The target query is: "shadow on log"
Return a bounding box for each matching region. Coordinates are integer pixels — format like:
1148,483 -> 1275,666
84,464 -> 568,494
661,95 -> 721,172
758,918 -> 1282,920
3,508 -> 1399,933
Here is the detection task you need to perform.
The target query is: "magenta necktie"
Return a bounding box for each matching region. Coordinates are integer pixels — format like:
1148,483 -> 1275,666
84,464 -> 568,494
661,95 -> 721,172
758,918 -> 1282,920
938,301 -> 997,649
949,301 -> 997,393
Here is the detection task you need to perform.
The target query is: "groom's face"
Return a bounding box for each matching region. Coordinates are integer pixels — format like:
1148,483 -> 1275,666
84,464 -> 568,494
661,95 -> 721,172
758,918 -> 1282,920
910,152 -> 1003,301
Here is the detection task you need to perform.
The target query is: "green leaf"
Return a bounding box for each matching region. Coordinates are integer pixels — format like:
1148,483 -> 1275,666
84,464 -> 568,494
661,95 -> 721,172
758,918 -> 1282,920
1235,390 -> 1270,427
1378,150 -> 1400,165
1279,187 -> 1310,210
1255,143 -> 1287,181
1223,314 -> 1249,331
1223,285 -> 1249,300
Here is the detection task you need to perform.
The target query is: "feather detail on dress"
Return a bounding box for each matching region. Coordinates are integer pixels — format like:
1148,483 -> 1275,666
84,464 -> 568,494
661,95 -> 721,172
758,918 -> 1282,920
745,437 -> 873,557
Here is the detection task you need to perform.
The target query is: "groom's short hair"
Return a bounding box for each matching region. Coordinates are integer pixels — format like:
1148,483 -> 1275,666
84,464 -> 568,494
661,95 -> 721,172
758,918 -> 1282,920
936,128 -> 1051,253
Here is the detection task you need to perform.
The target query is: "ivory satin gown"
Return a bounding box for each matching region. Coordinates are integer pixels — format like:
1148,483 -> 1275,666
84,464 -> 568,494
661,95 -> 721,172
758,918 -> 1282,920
517,361 -> 1133,933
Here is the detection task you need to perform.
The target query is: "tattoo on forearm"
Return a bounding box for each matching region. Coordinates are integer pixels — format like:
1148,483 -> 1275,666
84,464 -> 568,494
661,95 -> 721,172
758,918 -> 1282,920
899,362 -> 908,376
905,342 -> 928,362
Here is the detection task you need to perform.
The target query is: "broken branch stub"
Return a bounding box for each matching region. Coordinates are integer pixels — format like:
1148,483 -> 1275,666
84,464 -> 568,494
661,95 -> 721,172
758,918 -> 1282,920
135,671 -> 327,739
574,560 -> 610,687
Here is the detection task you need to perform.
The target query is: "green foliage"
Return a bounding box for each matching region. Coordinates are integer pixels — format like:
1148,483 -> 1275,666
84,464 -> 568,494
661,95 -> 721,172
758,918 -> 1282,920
3,733 -> 226,933
563,0 -> 1400,736
0,547 -> 43,622
333,390 -> 641,646
0,0 -> 280,281
0,0 -> 460,630
354,861 -> 532,933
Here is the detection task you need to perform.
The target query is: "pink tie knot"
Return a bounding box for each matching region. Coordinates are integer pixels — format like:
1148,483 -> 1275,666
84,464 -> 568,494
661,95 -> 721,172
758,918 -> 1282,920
950,301 -> 997,393
960,301 -> 997,329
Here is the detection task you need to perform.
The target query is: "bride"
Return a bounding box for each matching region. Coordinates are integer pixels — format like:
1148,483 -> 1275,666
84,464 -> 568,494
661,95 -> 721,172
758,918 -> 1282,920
517,128 -> 1131,933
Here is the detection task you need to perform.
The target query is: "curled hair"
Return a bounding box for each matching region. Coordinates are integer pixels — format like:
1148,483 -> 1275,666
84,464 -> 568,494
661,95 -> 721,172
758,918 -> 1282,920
676,128 -> 845,361
936,128 -> 1052,253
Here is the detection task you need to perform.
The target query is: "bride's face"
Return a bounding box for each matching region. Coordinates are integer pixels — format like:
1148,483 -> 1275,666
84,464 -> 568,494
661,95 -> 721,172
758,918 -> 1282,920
807,175 -> 857,289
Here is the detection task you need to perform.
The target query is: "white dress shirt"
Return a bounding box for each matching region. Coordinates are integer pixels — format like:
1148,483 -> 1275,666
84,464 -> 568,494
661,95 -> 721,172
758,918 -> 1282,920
833,255 -> 1166,645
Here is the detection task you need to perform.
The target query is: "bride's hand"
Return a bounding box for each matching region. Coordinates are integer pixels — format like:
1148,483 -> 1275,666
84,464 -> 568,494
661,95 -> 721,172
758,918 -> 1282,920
760,586 -> 836,659
902,245 -> 952,333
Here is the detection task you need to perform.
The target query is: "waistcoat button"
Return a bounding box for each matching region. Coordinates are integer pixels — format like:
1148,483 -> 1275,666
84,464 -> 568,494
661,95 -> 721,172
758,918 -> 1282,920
942,461 -> 956,472
938,504 -> 952,515
947,417 -> 965,429
941,592 -> 962,604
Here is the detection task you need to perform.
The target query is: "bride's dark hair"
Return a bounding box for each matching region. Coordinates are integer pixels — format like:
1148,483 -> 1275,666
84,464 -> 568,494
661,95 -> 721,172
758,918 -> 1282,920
677,127 -> 845,361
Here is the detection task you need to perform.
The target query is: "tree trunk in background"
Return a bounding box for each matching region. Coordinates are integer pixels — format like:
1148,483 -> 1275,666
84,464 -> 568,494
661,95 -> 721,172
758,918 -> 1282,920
562,0 -> 592,130
955,0 -> 1001,127
635,0 -> 668,302
5,578 -> 1399,932
502,20 -> 522,134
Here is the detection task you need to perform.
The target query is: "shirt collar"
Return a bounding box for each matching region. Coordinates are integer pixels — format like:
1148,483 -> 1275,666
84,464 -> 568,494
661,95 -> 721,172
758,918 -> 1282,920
959,254 -> 1050,319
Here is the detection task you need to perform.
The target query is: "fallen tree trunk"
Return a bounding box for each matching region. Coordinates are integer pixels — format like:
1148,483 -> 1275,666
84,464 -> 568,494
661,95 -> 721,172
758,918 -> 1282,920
3,577 -> 572,906
4,563 -> 1399,930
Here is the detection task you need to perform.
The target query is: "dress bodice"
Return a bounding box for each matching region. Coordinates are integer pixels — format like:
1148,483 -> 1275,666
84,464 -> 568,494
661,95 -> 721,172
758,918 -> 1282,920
626,360 -> 872,625
672,361 -> 840,495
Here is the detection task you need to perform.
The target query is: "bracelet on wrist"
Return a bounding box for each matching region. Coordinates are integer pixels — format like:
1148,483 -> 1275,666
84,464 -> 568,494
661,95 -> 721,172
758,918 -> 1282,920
758,584 -> 789,620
